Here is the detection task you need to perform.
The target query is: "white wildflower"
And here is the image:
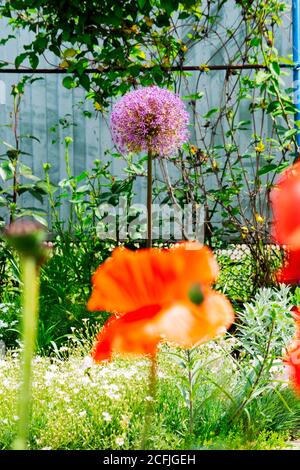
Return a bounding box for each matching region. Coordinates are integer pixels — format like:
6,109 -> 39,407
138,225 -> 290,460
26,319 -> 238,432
145,396 -> 154,402
115,437 -> 124,446
102,412 -> 112,422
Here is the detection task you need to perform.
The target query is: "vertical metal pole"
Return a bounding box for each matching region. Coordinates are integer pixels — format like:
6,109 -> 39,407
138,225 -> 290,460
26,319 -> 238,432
293,0 -> 300,152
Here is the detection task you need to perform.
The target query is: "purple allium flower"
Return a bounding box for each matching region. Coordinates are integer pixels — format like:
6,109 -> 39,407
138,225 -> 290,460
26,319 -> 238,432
110,86 -> 189,156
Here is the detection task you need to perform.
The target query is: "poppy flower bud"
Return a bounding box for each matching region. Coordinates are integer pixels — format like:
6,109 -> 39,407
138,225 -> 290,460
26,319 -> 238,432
3,219 -> 50,264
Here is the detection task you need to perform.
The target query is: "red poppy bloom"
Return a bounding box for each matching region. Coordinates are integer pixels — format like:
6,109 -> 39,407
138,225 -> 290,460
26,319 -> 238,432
284,339 -> 300,396
283,307 -> 300,396
277,250 -> 300,284
291,306 -> 300,338
271,162 -> 300,249
88,242 -> 234,363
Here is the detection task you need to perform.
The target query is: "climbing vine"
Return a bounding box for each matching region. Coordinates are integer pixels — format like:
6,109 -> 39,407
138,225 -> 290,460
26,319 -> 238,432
0,0 -> 296,287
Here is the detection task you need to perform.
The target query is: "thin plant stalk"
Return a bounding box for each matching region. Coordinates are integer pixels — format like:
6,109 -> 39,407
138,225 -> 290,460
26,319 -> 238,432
10,88 -> 21,224
141,354 -> 157,449
186,349 -> 194,436
146,149 -> 153,248
13,255 -> 40,450
64,137 -> 76,230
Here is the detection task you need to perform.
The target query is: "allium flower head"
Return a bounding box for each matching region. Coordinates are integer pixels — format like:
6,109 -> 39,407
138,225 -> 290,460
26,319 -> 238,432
110,86 -> 189,156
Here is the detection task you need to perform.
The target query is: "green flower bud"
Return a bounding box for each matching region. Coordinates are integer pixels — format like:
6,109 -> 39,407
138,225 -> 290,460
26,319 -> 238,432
43,162 -> 51,171
189,283 -> 204,306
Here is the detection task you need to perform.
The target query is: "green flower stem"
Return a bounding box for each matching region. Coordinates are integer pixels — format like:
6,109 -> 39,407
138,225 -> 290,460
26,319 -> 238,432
186,350 -> 194,436
141,354 -> 157,449
13,255 -> 40,450
146,149 -> 153,248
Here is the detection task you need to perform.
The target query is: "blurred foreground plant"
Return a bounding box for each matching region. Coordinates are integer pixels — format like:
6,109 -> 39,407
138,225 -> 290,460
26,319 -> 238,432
3,219 -> 50,450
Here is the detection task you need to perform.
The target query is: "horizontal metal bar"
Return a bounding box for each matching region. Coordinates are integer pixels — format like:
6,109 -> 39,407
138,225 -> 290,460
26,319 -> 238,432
0,63 -> 295,74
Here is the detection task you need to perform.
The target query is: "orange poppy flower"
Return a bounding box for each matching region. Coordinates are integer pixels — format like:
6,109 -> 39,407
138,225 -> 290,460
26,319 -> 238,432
271,162 -> 300,250
284,341 -> 300,396
283,307 -> 300,396
291,307 -> 300,340
276,250 -> 300,284
88,242 -> 234,363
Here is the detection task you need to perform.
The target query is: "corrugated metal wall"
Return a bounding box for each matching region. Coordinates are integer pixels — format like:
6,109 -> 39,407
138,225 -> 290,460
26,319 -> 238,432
0,1 -> 293,224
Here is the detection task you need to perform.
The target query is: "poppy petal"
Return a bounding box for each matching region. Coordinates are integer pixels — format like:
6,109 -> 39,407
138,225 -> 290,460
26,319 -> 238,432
284,340 -> 300,397
155,290 -> 234,348
91,291 -> 234,362
277,250 -> 300,284
271,162 -> 300,249
87,242 -> 219,314
91,305 -> 162,362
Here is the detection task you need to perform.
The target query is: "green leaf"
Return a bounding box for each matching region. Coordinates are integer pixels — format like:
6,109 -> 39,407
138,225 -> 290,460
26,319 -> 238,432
284,129 -> 297,139
267,101 -> 280,114
276,162 -> 291,173
152,65 -> 163,84
137,0 -> 147,8
258,164 -> 277,176
182,92 -> 204,101
34,35 -> 48,53
255,70 -> 269,85
79,74 -> 90,91
279,56 -> 294,65
32,214 -> 48,226
36,180 -> 58,194
203,108 -> 219,119
29,54 -> 39,69
0,161 -> 14,181
155,13 -> 170,27
28,189 -> 44,204
1,141 -> 15,150
250,38 -> 261,47
236,120 -> 251,130
19,163 -> 40,181
178,12 -> 190,19
0,35 -> 15,46
62,76 -> 75,89
161,0 -> 179,15
0,196 -> 8,207
19,134 -> 41,142
15,53 -> 28,69
74,171 -> 88,183
49,44 -> 61,57
270,61 -> 280,76
125,163 -> 145,176
76,185 -> 90,193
